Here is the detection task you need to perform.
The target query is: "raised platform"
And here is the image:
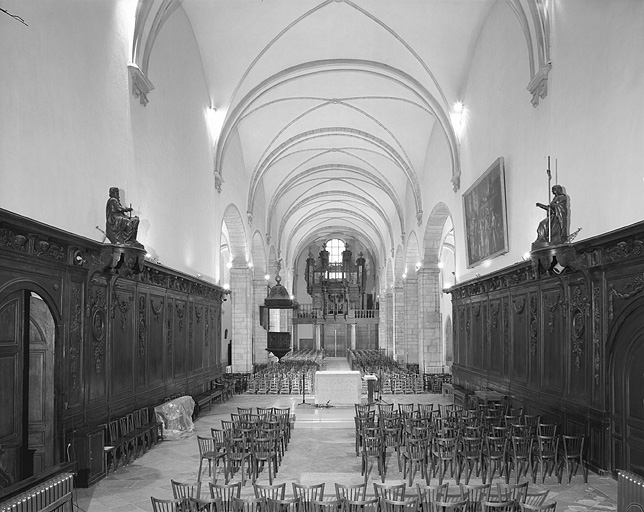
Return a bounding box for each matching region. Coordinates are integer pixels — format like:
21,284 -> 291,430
314,370 -> 362,406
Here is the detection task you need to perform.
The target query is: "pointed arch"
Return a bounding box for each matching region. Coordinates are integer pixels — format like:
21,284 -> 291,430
423,202 -> 452,267
405,231 -> 421,276
251,231 -> 267,278
222,203 -> 249,267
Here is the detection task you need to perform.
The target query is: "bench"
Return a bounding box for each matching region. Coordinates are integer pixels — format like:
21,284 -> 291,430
193,380 -> 226,419
452,385 -> 474,407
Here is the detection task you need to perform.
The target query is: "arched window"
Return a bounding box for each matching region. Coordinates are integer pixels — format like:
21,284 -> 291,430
327,239 -> 345,279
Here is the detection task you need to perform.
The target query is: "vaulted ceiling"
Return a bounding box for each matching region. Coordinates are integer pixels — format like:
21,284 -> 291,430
133,0 -> 524,273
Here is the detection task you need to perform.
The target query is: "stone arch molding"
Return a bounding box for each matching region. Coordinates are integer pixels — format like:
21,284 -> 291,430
222,203 -> 249,268
423,202 -> 452,268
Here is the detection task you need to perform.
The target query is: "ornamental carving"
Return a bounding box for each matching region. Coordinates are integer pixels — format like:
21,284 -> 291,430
513,296 -> 526,315
593,286 -> 601,385
69,285 -> 82,389
151,297 -> 163,322
502,298 -> 509,354
543,292 -> 562,333
0,228 -> 27,252
167,302 -> 173,356
176,302 -> 185,331
138,295 -> 146,358
32,237 -> 65,261
491,302 -> 500,329
87,286 -> 107,374
605,239 -> 644,262
482,304 -> 488,348
114,291 -> 133,332
570,286 -> 590,371
188,303 -> 194,346
608,274 -> 644,320
529,296 -> 538,355
195,305 -> 203,323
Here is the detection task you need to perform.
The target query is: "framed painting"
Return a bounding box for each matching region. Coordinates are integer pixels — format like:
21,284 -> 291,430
462,157 -> 508,268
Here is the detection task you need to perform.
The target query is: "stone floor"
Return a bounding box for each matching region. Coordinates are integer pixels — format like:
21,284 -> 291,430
74,362 -> 617,512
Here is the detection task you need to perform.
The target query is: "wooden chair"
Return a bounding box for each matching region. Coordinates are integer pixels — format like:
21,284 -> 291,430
532,436 -> 559,484
197,435 -> 227,483
458,436 -> 484,485
107,419 -> 128,469
373,482 -> 406,501
335,482 -> 367,502
343,498 -> 379,512
432,436 -> 460,485
171,479 -> 202,501
293,482 -> 325,512
355,414 -> 376,456
507,437 -> 534,484
187,497 -> 223,512
481,502 -> 515,512
416,483 -> 449,512
119,414 -> 139,462
362,431 -> 386,483
380,497 -> 418,512
250,436 -> 278,485
402,435 -> 430,486
231,497 -> 263,512
151,497 -> 183,512
266,497 -> 301,512
519,503 -> 556,511
254,482 -> 287,501
523,490 -> 549,506
431,499 -> 468,512
496,481 -> 528,506
560,435 -> 587,483
224,435 -> 252,486
311,499 -> 342,512
459,483 -> 491,512
209,482 -> 242,512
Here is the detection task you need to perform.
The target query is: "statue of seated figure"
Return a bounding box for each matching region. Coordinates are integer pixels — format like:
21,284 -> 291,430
105,187 -> 142,247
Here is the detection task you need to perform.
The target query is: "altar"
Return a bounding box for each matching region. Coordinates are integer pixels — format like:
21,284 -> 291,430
314,370 -> 362,406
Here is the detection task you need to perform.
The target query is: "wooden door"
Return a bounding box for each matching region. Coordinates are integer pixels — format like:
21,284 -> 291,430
614,336 -> 644,477
323,324 -> 347,357
27,294 -> 55,474
0,291 -> 25,483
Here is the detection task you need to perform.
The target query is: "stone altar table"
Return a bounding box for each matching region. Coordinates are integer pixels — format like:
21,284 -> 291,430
314,370 -> 362,406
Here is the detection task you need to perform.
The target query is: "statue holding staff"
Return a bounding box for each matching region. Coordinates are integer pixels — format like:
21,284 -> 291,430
534,184 -> 568,246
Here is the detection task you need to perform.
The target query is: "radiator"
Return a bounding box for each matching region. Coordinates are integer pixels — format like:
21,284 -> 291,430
0,472 -> 73,512
619,470 -> 644,512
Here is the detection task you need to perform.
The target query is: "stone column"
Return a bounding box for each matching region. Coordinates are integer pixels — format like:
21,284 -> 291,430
393,280 -> 404,363
252,278 -> 268,366
404,276 -> 419,365
384,289 -> 394,357
230,267 -> 253,372
417,266 -> 442,371
350,323 -> 356,350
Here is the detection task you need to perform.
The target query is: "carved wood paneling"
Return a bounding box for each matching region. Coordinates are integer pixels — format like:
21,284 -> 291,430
110,287 -> 135,397
86,278 -> 107,402
149,294 -> 165,385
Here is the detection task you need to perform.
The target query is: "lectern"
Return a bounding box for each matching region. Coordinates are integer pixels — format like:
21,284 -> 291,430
260,266 -> 298,361
363,374 -> 378,405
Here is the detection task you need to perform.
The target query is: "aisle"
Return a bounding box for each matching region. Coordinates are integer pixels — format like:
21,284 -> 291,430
322,356 -> 351,371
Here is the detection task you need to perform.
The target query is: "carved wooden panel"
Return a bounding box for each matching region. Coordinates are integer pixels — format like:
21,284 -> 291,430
569,283 -> 590,398
0,293 -> 22,443
173,297 -> 188,378
511,292 -> 528,383
470,301 -> 482,370
110,286 -> 135,396
66,277 -> 84,409
488,298 -> 502,375
541,286 -> 564,392
87,278 -> 107,402
136,291 -> 147,388
193,302 -> 204,371
148,293 -> 165,385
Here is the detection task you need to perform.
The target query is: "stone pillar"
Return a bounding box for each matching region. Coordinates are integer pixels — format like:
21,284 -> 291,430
293,323 -> 299,350
350,323 -> 356,350
404,276 -> 419,365
315,324 -> 321,350
252,278 -> 268,366
417,266 -> 442,371
230,267 -> 253,372
384,289 -> 394,357
393,280 -> 404,363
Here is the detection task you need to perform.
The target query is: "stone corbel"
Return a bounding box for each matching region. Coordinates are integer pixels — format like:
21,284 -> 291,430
416,210 -> 423,226
527,63 -> 552,108
128,63 -> 154,107
213,169 -> 223,193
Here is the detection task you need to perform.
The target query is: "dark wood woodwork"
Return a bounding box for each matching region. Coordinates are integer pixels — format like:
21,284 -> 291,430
0,207 -> 227,488
450,219 -> 644,477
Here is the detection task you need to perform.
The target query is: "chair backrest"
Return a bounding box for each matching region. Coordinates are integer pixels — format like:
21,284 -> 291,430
210,482 -> 242,501
524,490 -> 549,506
188,497 -> 223,512
417,483 -> 449,506
108,420 -> 120,443
335,482 -> 366,502
380,497 -> 418,512
151,497 -> 183,512
459,483 -> 490,504
536,435 -> 558,455
266,497 -> 300,512
231,496 -> 262,512
355,403 -> 372,416
482,501 -> 515,511
344,498 -> 379,512
171,479 -> 201,499
311,499 -> 342,512
562,435 -> 584,457
431,499 -> 468,511
237,407 -> 253,415
293,482 -> 325,502
511,436 -> 533,457
536,423 -> 557,437
374,482 -> 406,501
197,435 -> 217,457
496,481 -> 529,503
254,482 -> 287,500
519,503 -> 557,511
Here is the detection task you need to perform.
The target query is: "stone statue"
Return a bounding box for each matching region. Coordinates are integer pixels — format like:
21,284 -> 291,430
534,184 -> 568,246
105,187 -> 142,247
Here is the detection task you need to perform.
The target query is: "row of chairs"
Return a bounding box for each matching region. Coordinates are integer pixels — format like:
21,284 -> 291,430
197,407 -> 294,486
103,406 -> 162,473
151,480 -> 556,511
354,403 -> 586,489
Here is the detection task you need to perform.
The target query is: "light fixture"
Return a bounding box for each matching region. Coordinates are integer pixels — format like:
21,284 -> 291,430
223,283 -> 230,290
437,261 -> 444,269
523,252 -> 531,261
206,106 -> 226,144
264,274 -> 270,280
227,262 -> 233,269
451,101 -> 467,138
247,261 -> 253,268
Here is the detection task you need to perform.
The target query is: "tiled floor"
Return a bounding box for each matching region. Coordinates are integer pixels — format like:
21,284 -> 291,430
74,361 -> 617,512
